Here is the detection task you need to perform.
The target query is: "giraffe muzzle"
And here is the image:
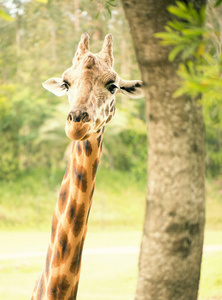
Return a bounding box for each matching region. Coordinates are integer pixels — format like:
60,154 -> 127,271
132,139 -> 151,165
65,110 -> 92,140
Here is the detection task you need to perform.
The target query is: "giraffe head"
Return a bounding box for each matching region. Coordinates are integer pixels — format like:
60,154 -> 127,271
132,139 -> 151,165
43,33 -> 143,140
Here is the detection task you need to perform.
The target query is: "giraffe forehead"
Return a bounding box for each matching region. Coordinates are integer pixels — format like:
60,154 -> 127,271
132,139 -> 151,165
62,58 -> 117,87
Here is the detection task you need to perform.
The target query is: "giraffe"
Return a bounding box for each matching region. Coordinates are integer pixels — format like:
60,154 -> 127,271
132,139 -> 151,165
31,33 -> 143,300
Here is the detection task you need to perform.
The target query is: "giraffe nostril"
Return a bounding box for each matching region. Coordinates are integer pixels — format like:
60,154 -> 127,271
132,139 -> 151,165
68,113 -> 73,121
82,112 -> 90,122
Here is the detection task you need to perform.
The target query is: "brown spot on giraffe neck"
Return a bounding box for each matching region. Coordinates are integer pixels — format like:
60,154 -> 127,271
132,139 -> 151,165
73,160 -> 88,193
77,142 -> 82,156
92,158 -> 99,180
97,133 -> 102,148
89,185 -> 95,201
58,182 -> 69,214
70,238 -> 84,275
83,140 -> 92,156
47,275 -> 70,300
66,201 -> 85,237
51,226 -> 71,268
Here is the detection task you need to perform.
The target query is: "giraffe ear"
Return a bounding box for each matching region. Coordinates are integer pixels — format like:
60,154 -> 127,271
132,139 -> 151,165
118,79 -> 144,99
42,78 -> 68,97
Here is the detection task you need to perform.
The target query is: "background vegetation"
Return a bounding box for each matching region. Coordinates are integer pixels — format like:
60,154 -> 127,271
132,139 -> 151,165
0,0 -> 146,182
0,0 -> 222,299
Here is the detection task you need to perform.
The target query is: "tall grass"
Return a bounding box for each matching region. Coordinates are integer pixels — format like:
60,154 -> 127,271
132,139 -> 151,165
0,166 -> 146,230
0,166 -> 222,231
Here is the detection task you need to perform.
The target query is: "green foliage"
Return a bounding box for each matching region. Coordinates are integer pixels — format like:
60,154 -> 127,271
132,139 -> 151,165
0,83 -> 64,180
155,0 -> 222,176
214,0 -> 222,7
155,1 -> 207,62
0,0 -> 143,180
155,0 -> 222,99
104,127 -> 147,179
205,126 -> 222,177
103,99 -> 147,180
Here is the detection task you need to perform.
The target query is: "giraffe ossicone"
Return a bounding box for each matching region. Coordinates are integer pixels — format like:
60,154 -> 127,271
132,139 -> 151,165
31,33 -> 143,300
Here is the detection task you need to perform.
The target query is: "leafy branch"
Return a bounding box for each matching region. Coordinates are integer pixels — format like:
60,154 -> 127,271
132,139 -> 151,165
155,1 -> 207,62
155,1 -> 222,109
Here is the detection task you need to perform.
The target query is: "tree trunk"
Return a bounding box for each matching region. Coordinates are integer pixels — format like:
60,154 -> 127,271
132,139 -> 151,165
121,1 -> 206,299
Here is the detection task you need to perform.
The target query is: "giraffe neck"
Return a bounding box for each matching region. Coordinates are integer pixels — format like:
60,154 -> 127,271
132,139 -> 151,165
32,129 -> 104,300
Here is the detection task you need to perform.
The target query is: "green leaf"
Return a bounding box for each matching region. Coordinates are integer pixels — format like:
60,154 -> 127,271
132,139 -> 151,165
168,45 -> 185,61
214,0 -> 222,7
188,3 -> 200,22
167,20 -> 186,31
181,43 -> 198,60
107,6 -> 112,17
154,32 -> 181,44
200,5 -> 206,23
181,28 -> 206,37
106,0 -> 116,7
104,4 -> 112,17
168,6 -> 190,20
176,1 -> 187,11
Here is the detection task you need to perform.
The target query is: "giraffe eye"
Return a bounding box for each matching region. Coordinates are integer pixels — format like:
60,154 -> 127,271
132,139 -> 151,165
62,81 -> 70,92
107,83 -> 117,94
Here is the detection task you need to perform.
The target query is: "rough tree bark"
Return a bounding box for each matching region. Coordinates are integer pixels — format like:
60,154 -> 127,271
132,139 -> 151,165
121,1 -> 206,299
